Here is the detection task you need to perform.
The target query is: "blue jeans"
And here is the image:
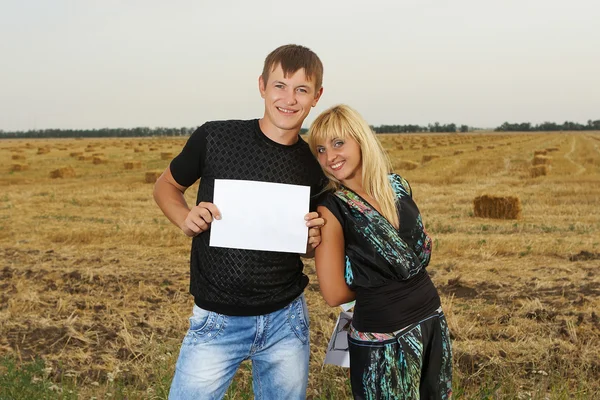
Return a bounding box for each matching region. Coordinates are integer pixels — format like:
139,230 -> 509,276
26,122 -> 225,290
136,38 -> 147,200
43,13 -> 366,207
168,294 -> 310,400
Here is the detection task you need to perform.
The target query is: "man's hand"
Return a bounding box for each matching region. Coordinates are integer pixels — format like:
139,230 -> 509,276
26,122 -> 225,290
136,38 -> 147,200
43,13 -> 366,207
305,211 -> 325,251
182,202 -> 221,237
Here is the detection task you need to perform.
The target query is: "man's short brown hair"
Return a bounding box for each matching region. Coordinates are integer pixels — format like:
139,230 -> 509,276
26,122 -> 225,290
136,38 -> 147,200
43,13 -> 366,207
262,44 -> 324,92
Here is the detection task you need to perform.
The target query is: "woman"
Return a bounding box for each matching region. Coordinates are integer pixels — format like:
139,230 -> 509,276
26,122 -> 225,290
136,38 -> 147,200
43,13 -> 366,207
308,105 -> 452,399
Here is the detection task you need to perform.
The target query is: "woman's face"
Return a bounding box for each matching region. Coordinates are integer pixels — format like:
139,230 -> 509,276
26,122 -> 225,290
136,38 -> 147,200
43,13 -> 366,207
315,135 -> 362,184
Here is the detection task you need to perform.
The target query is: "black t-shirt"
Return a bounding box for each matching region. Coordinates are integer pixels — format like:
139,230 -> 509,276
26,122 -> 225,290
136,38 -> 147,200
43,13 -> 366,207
170,119 -> 326,316
319,175 -> 441,332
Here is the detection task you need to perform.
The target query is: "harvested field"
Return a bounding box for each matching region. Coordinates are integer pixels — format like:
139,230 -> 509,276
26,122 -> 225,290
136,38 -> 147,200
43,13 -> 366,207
0,132 -> 599,399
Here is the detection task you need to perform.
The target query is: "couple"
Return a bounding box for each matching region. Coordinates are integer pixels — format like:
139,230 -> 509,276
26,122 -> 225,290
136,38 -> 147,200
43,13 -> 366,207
153,44 -> 452,399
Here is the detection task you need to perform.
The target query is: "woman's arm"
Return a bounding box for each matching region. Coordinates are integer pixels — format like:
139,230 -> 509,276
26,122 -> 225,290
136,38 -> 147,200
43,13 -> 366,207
314,205 -> 356,307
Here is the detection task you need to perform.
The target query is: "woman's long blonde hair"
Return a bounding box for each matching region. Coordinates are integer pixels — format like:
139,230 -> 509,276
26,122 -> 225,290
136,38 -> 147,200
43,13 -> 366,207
308,104 -> 399,229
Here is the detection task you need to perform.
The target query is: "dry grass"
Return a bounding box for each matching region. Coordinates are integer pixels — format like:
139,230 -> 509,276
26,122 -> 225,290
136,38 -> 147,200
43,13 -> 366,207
0,132 -> 599,399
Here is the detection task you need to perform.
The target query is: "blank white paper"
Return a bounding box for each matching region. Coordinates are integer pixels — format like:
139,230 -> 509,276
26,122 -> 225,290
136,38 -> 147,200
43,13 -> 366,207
209,179 -> 310,253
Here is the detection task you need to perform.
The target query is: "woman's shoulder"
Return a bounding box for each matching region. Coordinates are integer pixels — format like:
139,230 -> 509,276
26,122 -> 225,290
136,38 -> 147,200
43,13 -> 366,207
388,173 -> 412,197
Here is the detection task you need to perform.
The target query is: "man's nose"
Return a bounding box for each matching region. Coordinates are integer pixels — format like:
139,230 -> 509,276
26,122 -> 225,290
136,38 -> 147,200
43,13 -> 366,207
285,89 -> 297,105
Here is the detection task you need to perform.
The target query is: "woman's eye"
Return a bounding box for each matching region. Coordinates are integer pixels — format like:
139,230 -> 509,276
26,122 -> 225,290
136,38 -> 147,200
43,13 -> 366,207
334,141 -> 344,147
317,147 -> 325,154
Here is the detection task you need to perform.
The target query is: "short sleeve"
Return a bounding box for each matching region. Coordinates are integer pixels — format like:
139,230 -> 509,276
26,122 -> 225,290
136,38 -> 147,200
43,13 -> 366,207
169,125 -> 208,187
317,192 -> 346,229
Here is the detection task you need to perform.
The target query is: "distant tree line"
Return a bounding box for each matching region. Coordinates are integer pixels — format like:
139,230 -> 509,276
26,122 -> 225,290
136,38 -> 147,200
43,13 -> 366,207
494,120 -> 600,132
0,127 -> 194,139
1,119 -> 598,138
371,123 -> 470,133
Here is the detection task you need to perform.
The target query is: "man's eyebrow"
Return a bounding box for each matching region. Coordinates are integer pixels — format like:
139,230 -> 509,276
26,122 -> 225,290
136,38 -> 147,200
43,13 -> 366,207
273,80 -> 287,85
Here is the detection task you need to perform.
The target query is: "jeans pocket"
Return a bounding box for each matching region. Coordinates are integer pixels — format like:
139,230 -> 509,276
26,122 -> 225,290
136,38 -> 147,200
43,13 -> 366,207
288,295 -> 310,344
183,305 -> 226,345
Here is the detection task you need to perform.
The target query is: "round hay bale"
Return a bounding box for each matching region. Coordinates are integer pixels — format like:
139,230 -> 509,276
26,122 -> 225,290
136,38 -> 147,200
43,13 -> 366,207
149,147 -> 158,151
134,148 -> 145,153
78,155 -> 92,161
37,147 -> 50,155
394,160 -> 419,170
124,161 -> 142,170
11,154 -> 26,160
532,155 -> 551,165
530,165 -> 548,177
453,150 -> 464,156
69,152 -> 83,157
50,166 -> 76,179
545,147 -> 559,152
422,154 -> 441,163
476,145 -> 484,151
473,195 -> 522,220
145,171 -> 162,183
534,150 -> 547,156
161,152 -> 174,160
92,156 -> 108,165
10,163 -> 29,172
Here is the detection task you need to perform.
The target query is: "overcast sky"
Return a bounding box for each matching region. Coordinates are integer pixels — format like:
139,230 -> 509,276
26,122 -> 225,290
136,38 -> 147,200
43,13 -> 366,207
1,0 -> 598,131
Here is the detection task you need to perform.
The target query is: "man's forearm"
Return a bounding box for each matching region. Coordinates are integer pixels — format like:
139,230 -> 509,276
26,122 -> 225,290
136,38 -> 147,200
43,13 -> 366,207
153,175 -> 190,230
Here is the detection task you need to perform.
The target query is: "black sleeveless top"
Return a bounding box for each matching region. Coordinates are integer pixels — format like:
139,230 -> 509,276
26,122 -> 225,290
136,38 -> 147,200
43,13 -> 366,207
319,174 -> 441,332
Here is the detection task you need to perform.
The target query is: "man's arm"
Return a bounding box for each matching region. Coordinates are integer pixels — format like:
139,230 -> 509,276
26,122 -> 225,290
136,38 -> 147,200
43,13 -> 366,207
153,167 -> 220,237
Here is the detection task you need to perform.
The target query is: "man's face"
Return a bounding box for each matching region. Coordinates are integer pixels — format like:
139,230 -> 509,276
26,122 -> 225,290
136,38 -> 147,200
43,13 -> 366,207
259,64 -> 323,136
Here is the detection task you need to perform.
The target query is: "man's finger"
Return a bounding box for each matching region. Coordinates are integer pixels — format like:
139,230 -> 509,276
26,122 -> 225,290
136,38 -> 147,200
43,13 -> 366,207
198,202 -> 222,220
306,218 -> 325,227
304,211 -> 319,221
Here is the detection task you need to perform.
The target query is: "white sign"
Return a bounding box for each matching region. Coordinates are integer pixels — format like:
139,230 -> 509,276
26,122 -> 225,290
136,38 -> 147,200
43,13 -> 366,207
209,179 -> 310,253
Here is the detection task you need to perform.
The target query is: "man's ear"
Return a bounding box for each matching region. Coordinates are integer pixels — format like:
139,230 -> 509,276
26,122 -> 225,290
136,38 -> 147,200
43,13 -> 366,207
312,87 -> 324,107
258,75 -> 266,99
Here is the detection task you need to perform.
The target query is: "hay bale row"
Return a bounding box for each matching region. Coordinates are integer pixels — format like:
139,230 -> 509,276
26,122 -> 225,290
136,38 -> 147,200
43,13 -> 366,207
124,161 -> 142,170
394,160 -> 419,170
11,154 -> 26,160
93,156 -> 108,164
70,152 -> 83,157
78,155 -> 93,161
422,154 -> 440,163
453,150 -> 464,155
50,166 -> 76,179
546,147 -> 559,152
473,195 -> 522,220
145,171 -> 162,183
10,163 -> 29,172
534,150 -> 547,156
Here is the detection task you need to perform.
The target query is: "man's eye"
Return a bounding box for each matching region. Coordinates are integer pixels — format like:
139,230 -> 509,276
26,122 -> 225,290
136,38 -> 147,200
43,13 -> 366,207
275,84 -> 284,89
297,88 -> 308,93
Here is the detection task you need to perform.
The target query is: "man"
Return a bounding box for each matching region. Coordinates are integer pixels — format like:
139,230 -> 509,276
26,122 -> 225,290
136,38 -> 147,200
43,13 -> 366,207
153,44 -> 326,399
